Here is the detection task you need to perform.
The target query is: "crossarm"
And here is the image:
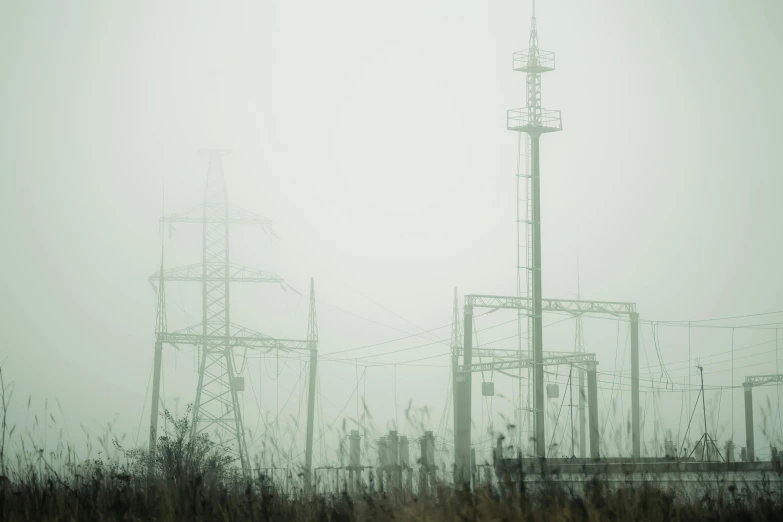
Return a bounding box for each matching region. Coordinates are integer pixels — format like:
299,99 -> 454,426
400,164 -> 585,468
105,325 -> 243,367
458,352 -> 596,373
464,294 -> 636,315
744,374 -> 783,388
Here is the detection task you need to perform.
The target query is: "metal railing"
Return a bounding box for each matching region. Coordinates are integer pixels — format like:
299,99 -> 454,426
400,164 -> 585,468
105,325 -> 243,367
507,108 -> 562,132
513,49 -> 555,71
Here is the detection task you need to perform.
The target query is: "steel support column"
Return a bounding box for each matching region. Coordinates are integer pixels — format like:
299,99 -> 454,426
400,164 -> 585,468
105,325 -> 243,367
452,351 -> 459,476
630,312 -> 640,459
148,341 -> 163,473
530,134 -> 545,458
578,368 -> 586,458
587,362 -> 599,459
304,347 -> 318,494
744,383 -> 754,462
455,307 -> 473,486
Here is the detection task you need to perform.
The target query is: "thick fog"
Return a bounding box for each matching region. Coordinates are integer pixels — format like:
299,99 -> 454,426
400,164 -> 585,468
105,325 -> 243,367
2,0 -> 782,468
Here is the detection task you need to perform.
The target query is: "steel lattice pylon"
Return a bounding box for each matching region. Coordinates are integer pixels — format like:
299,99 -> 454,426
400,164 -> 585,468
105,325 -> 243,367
191,151 -> 249,473
148,151 -> 318,481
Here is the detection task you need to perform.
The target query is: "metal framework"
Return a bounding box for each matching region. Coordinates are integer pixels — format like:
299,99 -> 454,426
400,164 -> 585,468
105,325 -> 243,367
455,347 -> 575,360
742,374 -> 783,462
454,292 -> 641,484
465,295 -> 635,315
148,151 -> 318,482
458,352 -> 596,374
744,374 -> 783,387
150,264 -> 284,284
457,351 -> 602,460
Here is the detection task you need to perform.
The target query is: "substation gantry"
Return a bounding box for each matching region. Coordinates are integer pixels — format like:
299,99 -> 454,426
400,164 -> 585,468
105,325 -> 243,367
453,295 -> 641,484
742,374 -> 783,462
147,151 -> 319,493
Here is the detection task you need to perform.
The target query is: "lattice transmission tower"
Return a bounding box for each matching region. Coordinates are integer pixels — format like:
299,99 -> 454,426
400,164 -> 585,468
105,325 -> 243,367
147,151 -> 318,484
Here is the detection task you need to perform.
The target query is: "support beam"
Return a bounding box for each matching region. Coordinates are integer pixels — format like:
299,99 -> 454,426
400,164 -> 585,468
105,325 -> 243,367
587,362 -> 599,459
304,349 -> 317,494
450,287 -> 461,482
455,307 -> 473,487
744,383 -> 754,462
304,279 -> 319,496
530,134 -> 545,459
148,341 -> 163,474
464,294 -> 636,316
630,312 -> 640,459
578,368 -> 586,458
452,351 -> 458,473
458,352 -> 596,374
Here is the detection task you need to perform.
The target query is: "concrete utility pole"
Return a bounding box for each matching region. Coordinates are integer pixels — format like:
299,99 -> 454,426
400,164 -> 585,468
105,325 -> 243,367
507,0 -> 562,458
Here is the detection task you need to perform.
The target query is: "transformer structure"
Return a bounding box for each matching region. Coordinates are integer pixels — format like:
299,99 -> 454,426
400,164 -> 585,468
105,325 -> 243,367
508,0 -> 562,459
375,430 -> 413,502
147,151 -> 319,486
454,294 -> 638,480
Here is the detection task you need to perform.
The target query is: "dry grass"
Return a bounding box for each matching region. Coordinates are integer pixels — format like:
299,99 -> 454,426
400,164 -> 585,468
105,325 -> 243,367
1,369 -> 782,520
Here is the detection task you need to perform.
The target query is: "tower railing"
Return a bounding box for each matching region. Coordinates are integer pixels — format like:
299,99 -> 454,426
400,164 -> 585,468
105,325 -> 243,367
512,49 -> 556,72
507,108 -> 562,133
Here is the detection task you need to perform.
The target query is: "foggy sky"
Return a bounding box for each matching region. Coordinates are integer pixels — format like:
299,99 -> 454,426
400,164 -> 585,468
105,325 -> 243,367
1,0 -> 782,465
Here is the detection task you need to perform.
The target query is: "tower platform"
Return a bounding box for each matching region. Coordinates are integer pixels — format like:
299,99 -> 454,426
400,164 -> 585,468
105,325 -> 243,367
513,49 -> 555,73
507,107 -> 562,134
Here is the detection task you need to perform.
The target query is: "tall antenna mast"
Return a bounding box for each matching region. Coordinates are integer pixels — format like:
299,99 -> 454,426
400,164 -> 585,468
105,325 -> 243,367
509,0 -> 562,458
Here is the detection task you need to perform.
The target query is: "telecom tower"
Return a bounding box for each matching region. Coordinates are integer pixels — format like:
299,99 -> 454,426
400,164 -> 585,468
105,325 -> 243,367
148,151 -> 319,487
508,0 -> 561,458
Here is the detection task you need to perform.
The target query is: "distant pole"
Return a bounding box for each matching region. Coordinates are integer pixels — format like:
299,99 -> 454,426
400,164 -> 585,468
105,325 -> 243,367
699,365 -> 707,460
575,268 -> 586,458
587,362 -> 599,459
743,383 -> 755,461
148,341 -> 163,471
630,312 -> 640,458
455,306 -> 473,487
148,246 -> 167,475
304,278 -> 319,496
450,288 -> 461,476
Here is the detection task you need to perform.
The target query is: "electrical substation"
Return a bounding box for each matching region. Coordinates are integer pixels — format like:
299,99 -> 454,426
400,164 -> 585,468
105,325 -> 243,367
144,2 -> 783,498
